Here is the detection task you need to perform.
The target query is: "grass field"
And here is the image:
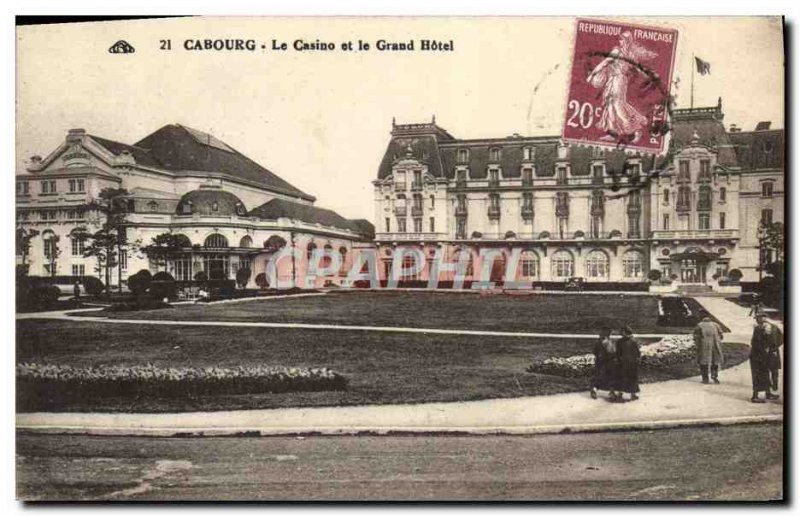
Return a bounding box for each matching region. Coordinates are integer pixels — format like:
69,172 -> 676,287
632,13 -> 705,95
99,291 -> 695,334
17,319 -> 749,413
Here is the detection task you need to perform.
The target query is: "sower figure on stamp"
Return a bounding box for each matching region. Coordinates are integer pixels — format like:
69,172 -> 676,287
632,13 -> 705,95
694,316 -> 725,384
750,312 -> 783,403
590,327 -> 620,401
615,325 -> 641,401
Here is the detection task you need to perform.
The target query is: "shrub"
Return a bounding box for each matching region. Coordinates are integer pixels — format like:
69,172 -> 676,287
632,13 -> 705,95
728,269 -> 743,282
105,296 -> 170,312
152,271 -> 175,282
83,276 -> 105,297
255,272 -> 269,288
647,269 -> 662,282
17,362 -> 348,410
236,267 -> 252,288
31,283 -> 60,305
127,270 -> 152,295
193,271 -> 208,282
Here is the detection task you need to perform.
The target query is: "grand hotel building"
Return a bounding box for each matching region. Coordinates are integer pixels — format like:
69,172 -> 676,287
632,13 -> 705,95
372,100 -> 784,289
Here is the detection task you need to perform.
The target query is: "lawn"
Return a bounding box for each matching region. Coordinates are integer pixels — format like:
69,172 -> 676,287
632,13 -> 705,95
98,291 -> 697,334
16,320 -> 749,413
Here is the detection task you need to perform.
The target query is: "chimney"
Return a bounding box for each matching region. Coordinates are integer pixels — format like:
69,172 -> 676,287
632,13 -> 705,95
729,124 -> 741,133
755,121 -> 772,131
66,128 -> 86,143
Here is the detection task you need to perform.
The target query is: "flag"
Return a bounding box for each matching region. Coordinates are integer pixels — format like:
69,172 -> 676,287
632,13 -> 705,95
695,56 -> 711,75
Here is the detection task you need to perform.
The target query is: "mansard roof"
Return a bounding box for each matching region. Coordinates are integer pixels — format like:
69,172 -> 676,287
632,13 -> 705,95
88,135 -> 162,168
729,129 -> 784,171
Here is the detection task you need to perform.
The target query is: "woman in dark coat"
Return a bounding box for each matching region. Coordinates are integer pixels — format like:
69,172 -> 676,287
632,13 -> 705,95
615,325 -> 641,401
590,327 -> 619,400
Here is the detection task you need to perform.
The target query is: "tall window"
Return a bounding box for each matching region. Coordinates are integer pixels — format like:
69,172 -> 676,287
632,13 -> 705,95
204,234 -> 229,248
557,217 -> 568,239
339,248 -> 348,274
519,251 -> 540,279
697,185 -> 712,211
762,181 -> 774,198
430,195 -> 435,209
699,160 -> 711,181
719,212 -> 726,230
678,160 -> 690,181
239,236 -> 253,248
71,264 -> 85,277
71,235 -> 84,256
628,213 -> 641,238
590,216 -> 602,238
522,168 -> 533,186
556,166 -> 568,185
402,255 -> 420,281
385,217 -> 391,232
68,178 -> 85,193
585,250 -> 609,279
663,213 -> 670,230
677,186 -> 691,209
489,169 -> 500,186
592,165 -> 604,182
172,257 -> 193,281
16,181 -> 29,195
42,232 -> 57,259
429,217 -> 435,233
761,209 -> 773,225
551,250 -> 574,279
622,250 -> 645,279
719,187 -> 727,203
456,169 -> 468,186
663,188 -> 670,205
397,218 -> 407,232
413,217 -> 422,233
456,218 -> 466,239
306,242 -> 317,260
41,180 -> 57,194
698,213 -> 711,230
457,148 -> 469,164
489,148 -> 501,162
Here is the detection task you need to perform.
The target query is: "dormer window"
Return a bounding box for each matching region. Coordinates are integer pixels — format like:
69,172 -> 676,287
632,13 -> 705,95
762,181 -> 774,198
522,147 -> 534,161
489,148 -> 501,163
457,148 -> 469,164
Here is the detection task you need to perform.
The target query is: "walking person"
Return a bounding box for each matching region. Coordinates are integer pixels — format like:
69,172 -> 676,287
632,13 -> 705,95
615,325 -> 641,401
750,313 -> 783,403
72,280 -> 81,301
590,327 -> 620,400
748,293 -> 763,317
694,316 -> 725,384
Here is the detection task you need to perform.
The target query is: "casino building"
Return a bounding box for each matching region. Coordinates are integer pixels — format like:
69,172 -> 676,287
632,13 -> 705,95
15,124 -> 374,288
372,100 -> 783,290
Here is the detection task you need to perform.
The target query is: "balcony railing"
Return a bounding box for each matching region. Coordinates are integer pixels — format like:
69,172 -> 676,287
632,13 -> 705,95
394,182 -> 407,192
376,232 -> 446,242
394,206 -> 407,217
651,229 -> 739,240
521,205 -> 534,218
487,205 -> 501,219
676,202 -> 692,212
410,181 -> 423,191
411,205 -> 424,217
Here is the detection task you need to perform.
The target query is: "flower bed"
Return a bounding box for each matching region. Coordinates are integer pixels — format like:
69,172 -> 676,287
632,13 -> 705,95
17,362 -> 348,410
657,297 -> 721,328
526,335 -> 695,378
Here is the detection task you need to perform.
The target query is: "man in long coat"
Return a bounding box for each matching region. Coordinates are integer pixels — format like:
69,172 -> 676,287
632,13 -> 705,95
616,325 -> 641,401
750,313 -> 783,403
590,327 -> 619,400
694,316 -> 725,384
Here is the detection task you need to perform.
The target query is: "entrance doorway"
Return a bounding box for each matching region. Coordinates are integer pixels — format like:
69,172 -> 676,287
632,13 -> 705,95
680,259 -> 707,283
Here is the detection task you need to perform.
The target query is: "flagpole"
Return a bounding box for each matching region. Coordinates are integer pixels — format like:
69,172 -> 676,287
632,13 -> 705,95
691,53 -> 695,110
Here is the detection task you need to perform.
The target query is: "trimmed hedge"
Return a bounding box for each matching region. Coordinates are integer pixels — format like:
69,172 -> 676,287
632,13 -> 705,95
17,362 -> 348,411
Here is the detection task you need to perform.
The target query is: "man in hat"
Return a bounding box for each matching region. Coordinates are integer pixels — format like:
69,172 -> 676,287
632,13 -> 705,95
694,316 -> 725,384
615,325 -> 641,401
750,312 -> 783,403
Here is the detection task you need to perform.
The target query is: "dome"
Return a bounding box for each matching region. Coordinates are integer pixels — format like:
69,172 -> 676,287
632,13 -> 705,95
176,187 -> 247,216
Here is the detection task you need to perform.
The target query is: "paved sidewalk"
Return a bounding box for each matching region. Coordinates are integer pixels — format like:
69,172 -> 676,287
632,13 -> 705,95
17,296 -> 783,436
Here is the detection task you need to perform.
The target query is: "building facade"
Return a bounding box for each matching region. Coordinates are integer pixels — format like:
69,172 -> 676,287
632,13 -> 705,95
16,125 -> 374,288
372,102 -> 783,289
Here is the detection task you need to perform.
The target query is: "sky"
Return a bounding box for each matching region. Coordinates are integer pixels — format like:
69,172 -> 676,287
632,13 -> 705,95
16,16 -> 784,221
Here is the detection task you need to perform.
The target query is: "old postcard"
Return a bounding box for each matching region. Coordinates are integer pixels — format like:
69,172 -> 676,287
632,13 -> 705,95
15,16 -> 785,501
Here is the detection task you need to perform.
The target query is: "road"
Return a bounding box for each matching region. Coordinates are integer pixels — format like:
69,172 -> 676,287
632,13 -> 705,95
17,423 -> 783,501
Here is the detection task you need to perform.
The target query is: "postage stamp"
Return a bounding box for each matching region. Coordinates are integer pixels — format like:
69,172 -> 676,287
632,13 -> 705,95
562,18 -> 678,153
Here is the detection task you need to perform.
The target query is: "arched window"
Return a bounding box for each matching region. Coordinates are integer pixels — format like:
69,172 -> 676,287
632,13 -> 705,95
42,230 -> 57,259
239,236 -> 253,248
70,229 -> 86,256
306,242 -> 317,261
174,234 -> 192,248
322,244 -> 333,268
519,250 -> 540,279
585,250 -> 609,279
551,250 -> 574,279
204,233 -> 228,248
623,250 -> 645,279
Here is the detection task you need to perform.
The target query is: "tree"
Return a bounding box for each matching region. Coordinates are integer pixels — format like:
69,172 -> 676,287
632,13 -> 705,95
758,221 -> 784,281
16,228 -> 40,271
43,234 -> 61,278
77,188 -> 130,291
141,233 -> 190,271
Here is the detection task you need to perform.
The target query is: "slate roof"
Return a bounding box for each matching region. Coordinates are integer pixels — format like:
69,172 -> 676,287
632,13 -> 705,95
249,198 -> 375,238
176,188 -> 248,216
89,135 -> 162,168
729,129 -> 784,171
